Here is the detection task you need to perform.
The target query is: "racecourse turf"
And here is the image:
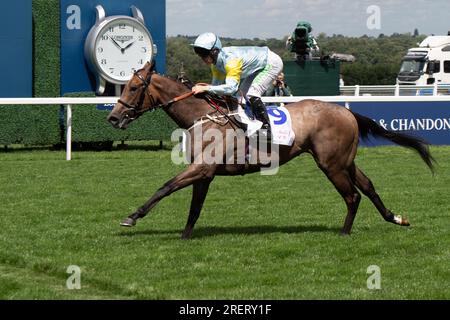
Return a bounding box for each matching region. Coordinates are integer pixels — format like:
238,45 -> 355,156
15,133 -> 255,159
0,144 -> 449,299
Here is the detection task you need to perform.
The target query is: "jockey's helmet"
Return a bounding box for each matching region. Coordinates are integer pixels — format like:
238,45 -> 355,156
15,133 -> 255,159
191,32 -> 222,58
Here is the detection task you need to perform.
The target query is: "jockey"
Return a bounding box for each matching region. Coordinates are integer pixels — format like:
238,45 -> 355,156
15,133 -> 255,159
191,32 -> 283,139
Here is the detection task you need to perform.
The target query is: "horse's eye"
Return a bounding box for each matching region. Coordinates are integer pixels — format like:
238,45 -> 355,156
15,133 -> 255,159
130,86 -> 138,93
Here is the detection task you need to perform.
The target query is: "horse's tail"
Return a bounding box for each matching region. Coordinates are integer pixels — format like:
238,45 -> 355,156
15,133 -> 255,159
351,111 -> 435,172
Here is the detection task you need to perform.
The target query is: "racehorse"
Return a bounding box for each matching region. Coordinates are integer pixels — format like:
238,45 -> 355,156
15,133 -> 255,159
107,62 -> 434,239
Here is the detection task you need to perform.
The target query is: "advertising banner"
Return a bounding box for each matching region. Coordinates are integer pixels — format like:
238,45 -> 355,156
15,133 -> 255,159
349,101 -> 450,146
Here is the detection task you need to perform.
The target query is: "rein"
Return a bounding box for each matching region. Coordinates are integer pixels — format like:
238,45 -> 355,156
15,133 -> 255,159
155,91 -> 241,129
161,91 -> 195,109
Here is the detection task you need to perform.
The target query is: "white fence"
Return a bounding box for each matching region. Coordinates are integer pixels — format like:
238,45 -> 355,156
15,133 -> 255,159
0,97 -> 117,161
1,95 -> 450,160
340,84 -> 450,96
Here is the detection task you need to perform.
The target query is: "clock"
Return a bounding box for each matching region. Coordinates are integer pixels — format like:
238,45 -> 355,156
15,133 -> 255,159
84,5 -> 157,94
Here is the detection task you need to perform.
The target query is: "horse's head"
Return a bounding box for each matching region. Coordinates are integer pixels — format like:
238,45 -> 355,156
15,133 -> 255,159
107,61 -> 158,129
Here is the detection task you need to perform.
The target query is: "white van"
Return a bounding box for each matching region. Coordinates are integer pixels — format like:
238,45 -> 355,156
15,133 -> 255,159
397,33 -> 450,90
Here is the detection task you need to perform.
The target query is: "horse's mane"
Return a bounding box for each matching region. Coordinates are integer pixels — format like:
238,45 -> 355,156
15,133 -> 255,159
141,62 -> 194,91
176,74 -> 195,89
151,72 -> 194,93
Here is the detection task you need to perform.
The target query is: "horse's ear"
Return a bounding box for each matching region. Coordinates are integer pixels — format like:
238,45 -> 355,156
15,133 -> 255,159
143,60 -> 156,71
149,60 -> 156,71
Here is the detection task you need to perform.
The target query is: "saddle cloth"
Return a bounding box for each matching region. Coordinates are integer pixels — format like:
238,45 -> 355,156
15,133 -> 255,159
234,104 -> 295,146
201,94 -> 295,146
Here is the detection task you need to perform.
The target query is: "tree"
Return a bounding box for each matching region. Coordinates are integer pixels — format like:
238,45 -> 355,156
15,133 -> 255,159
166,32 -> 427,85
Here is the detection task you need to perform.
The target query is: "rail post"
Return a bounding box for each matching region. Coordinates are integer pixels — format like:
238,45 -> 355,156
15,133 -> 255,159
66,104 -> 72,161
395,84 -> 400,96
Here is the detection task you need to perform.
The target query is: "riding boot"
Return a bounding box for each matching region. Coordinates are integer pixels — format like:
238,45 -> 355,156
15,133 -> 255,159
249,96 -> 271,140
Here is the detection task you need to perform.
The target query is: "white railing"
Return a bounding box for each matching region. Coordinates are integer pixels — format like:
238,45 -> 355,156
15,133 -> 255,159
0,97 -> 117,161
262,95 -> 450,103
340,83 -> 450,96
1,95 -> 450,160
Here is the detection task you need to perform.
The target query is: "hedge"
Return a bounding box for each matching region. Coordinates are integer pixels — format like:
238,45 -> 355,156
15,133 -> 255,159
0,104 -> 61,145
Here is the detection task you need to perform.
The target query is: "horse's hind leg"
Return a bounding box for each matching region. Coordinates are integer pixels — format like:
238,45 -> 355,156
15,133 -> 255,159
320,165 -> 362,235
353,166 -> 410,226
181,178 -> 213,240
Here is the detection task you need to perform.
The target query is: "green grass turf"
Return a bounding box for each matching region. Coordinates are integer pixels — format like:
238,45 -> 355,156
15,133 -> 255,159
0,145 -> 449,299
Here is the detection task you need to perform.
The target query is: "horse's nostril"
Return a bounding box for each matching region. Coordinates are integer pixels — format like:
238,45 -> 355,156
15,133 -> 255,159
107,115 -> 119,124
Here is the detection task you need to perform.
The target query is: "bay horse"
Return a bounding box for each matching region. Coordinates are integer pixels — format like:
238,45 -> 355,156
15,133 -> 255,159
107,62 -> 434,239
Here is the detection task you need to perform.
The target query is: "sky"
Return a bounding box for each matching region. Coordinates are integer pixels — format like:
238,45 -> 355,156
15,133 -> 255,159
166,0 -> 450,39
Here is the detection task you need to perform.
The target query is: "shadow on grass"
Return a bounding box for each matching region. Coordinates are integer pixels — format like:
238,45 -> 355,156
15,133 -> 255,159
0,141 -> 175,153
118,224 -> 341,239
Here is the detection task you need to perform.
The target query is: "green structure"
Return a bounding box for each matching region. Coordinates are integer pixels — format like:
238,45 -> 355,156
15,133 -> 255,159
283,59 -> 340,96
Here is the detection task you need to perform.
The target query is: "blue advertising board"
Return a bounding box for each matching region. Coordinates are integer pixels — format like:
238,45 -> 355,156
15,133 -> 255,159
60,0 -> 166,95
0,1 -> 32,97
348,101 -> 450,146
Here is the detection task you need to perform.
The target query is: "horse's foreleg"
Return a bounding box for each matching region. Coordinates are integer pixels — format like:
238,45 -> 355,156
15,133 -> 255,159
181,178 -> 213,239
353,166 -> 410,226
121,164 -> 213,227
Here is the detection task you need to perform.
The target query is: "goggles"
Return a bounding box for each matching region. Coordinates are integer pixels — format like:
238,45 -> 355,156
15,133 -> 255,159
193,46 -> 212,58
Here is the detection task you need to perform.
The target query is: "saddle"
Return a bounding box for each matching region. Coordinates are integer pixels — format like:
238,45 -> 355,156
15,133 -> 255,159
176,74 -> 262,134
202,93 -> 268,136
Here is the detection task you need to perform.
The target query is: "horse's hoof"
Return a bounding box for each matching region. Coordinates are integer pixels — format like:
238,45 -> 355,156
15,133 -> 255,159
394,215 -> 410,227
120,217 -> 136,227
181,231 -> 192,240
401,217 -> 410,227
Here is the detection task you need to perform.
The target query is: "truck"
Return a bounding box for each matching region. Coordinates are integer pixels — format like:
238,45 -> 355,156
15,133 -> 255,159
397,33 -> 450,89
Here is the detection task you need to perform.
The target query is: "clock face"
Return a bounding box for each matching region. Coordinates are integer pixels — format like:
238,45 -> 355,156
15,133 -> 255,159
93,17 -> 154,83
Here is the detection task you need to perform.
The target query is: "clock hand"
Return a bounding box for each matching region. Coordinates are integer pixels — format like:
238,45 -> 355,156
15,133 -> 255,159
123,40 -> 136,52
110,37 -> 124,52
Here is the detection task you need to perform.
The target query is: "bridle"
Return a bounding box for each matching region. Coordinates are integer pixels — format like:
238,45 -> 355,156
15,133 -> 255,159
117,69 -> 194,121
117,70 -> 157,121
